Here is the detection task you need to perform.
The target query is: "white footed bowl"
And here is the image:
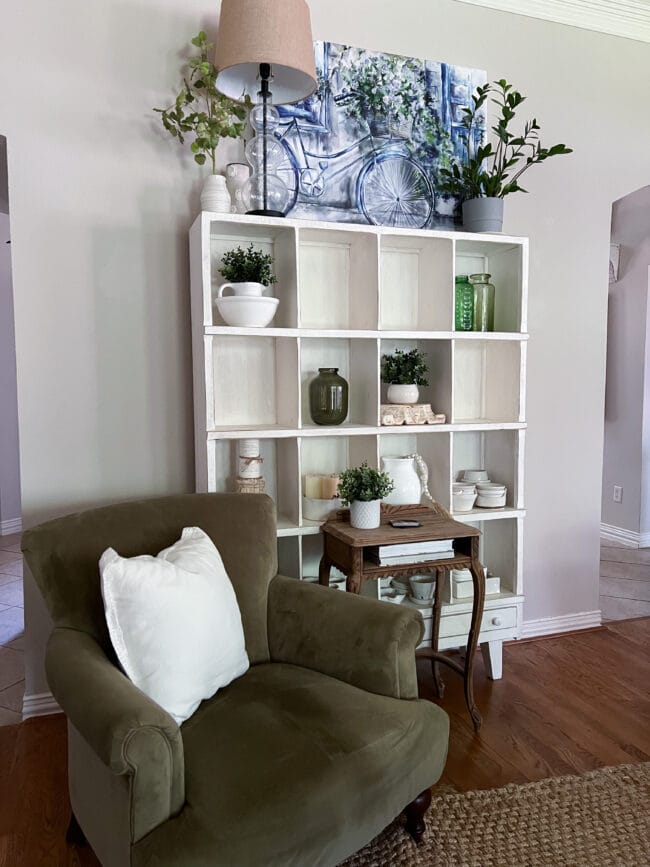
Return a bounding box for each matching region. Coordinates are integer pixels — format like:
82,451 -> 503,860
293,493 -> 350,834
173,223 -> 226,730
463,469 -> 489,482
453,491 -> 478,512
216,295 -> 279,328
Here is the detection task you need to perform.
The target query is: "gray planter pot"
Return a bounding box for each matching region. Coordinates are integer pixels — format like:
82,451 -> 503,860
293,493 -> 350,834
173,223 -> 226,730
462,197 -> 504,233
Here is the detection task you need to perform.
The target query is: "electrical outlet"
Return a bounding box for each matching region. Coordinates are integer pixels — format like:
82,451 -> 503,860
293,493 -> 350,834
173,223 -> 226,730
613,485 -> 623,503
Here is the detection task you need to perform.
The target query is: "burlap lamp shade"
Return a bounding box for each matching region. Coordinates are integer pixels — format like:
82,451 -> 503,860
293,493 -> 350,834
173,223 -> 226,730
215,0 -> 317,104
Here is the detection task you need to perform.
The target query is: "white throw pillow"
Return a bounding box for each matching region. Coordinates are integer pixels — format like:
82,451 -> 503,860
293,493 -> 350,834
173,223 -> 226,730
100,526 -> 249,724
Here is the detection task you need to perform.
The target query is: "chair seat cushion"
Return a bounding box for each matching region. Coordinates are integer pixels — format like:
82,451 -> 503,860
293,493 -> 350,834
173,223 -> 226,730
133,663 -> 449,867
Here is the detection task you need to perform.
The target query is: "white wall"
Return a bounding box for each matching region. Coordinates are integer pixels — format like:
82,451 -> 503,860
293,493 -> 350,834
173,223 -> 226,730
602,186 -> 650,536
0,161 -> 22,533
1,0 -> 649,697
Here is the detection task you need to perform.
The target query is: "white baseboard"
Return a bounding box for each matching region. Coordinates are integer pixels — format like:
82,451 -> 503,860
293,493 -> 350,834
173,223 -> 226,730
22,691 -> 61,720
0,517 -> 22,536
600,522 -> 650,548
521,610 -> 602,639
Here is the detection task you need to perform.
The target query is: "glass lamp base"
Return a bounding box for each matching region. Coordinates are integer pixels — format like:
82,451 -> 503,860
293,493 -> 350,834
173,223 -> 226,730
247,208 -> 285,218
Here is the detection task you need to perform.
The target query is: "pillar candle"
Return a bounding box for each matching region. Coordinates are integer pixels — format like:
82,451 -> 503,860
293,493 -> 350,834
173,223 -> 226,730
304,475 -> 322,498
320,474 -> 340,500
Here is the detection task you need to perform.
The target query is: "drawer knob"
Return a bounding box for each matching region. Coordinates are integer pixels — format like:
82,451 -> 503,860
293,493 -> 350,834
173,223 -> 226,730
491,616 -> 502,626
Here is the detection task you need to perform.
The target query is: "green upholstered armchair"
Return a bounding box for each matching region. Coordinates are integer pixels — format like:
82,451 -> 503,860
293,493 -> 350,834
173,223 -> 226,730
23,493 -> 449,867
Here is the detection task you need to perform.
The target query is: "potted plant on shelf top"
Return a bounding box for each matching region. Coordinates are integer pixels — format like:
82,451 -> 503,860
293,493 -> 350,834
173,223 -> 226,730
381,348 -> 429,405
216,244 -> 279,328
337,462 -> 394,529
154,31 -> 249,213
439,79 -> 572,233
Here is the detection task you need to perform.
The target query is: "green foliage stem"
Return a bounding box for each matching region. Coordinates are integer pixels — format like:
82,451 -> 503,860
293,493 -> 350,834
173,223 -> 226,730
439,79 -> 572,200
337,462 -> 394,505
220,244 -> 278,285
381,349 -> 429,386
154,31 -> 249,173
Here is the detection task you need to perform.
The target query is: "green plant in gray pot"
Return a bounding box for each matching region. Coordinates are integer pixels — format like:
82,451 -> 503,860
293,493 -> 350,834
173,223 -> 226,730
440,79 -> 572,233
337,462 -> 394,529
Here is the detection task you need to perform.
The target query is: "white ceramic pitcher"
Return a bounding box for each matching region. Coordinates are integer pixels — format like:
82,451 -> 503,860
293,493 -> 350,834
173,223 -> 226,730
382,454 -> 435,506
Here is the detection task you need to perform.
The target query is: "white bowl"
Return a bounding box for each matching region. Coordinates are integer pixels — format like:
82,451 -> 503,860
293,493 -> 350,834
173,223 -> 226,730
409,574 -> 437,602
216,295 -> 279,328
476,482 -> 505,491
476,491 -> 507,508
454,483 -> 477,493
453,491 -> 478,512
302,496 -> 342,522
463,469 -> 489,482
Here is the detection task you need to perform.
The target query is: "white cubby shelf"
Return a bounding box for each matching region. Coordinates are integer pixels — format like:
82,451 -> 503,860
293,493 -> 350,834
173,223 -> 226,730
190,212 -> 528,672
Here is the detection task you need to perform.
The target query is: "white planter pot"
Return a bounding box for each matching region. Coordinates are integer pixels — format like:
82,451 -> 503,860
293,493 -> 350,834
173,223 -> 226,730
201,174 -> 232,213
349,499 -> 381,529
462,197 -> 504,234
387,384 -> 419,404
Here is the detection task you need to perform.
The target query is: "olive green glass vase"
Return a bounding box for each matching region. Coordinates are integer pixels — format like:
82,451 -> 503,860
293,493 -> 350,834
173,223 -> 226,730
309,368 -> 349,426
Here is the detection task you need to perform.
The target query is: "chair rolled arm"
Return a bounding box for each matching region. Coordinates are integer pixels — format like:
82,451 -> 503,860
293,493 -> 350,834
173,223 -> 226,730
46,627 -> 184,840
267,575 -> 423,700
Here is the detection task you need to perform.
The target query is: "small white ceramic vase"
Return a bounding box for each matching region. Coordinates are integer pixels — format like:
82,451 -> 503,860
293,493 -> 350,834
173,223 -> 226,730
226,163 -> 251,214
349,499 -> 381,530
387,384 -> 419,404
201,174 -> 231,213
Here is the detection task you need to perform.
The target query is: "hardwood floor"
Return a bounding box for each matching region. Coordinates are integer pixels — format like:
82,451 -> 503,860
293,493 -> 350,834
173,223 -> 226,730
1,619 -> 648,866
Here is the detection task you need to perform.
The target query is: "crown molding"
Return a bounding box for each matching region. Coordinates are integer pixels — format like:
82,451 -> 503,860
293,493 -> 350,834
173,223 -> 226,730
454,0 -> 650,43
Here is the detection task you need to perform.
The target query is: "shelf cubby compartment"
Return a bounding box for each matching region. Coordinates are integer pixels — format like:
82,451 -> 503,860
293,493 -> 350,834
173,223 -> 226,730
298,228 -> 378,330
451,429 -> 524,513
209,335 -> 299,430
301,534 -> 346,587
379,234 -> 454,331
455,238 -> 527,333
206,437 -> 300,532
299,435 -> 378,527
209,222 -> 298,329
300,337 -> 379,428
380,337 -> 452,422
278,537 -> 302,579
452,339 -> 524,424
378,431 -> 452,510
462,517 -> 523,598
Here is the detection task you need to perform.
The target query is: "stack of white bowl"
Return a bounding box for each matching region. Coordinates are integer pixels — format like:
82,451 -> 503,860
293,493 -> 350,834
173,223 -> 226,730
452,470 -> 507,511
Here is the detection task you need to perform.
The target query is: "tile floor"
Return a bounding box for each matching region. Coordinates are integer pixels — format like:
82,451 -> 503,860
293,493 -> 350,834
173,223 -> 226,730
0,532 -> 24,725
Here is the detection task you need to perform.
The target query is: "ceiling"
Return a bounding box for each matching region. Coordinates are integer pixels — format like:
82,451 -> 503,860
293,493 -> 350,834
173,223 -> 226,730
454,0 -> 650,43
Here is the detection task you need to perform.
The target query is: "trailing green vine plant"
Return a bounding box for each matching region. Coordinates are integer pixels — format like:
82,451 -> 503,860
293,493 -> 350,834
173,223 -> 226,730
439,79 -> 572,199
154,31 -> 249,173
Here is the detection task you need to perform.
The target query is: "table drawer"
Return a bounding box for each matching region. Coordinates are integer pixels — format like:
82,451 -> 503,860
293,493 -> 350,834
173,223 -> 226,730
420,605 -> 517,644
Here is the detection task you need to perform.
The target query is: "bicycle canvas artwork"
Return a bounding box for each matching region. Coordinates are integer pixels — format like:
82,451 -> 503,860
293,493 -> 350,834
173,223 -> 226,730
275,41 -> 486,229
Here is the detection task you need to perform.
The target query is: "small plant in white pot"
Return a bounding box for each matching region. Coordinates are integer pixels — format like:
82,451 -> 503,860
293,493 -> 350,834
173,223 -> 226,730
439,79 -> 572,233
154,31 -> 249,213
337,462 -> 394,530
382,349 -> 429,405
216,244 -> 279,327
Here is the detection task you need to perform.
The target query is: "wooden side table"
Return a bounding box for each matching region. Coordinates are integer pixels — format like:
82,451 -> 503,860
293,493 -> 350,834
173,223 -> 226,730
318,508 -> 486,732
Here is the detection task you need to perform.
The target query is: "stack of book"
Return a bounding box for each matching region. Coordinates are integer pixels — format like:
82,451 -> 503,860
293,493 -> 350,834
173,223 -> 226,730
367,539 -> 455,567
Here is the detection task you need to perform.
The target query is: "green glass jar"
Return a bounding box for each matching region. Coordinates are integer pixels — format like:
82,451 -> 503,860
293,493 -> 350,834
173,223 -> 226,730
455,275 -> 474,331
470,273 -> 495,332
309,368 -> 349,426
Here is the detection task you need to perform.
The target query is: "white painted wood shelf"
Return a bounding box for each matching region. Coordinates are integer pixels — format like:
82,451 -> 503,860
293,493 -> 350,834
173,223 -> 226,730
190,211 -> 529,678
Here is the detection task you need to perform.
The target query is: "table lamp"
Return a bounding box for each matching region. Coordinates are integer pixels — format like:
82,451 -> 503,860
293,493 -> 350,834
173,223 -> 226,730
215,0 -> 317,217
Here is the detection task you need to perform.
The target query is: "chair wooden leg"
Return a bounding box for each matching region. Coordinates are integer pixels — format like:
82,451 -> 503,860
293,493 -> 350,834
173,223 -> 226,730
66,813 -> 88,848
404,788 -> 432,844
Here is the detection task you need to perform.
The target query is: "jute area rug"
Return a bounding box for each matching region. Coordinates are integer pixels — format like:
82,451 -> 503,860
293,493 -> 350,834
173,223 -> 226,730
341,763 -> 650,866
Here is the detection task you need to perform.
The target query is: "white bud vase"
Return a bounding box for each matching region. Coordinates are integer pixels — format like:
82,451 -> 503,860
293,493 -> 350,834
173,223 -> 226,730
349,499 -> 381,530
201,174 -> 231,213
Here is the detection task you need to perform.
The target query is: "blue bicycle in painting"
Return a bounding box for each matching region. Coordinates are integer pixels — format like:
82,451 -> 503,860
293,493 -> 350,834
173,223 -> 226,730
275,111 -> 433,228
273,42 -> 485,229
